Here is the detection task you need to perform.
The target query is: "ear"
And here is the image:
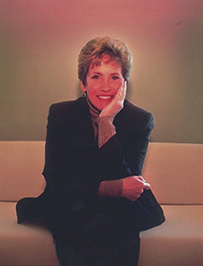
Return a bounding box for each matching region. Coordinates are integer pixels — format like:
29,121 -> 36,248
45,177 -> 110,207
80,81 -> 86,93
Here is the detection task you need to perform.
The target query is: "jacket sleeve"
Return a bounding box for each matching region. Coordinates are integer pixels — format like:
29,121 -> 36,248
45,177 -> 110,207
41,104 -> 71,216
93,111 -> 153,176
121,112 -> 154,176
42,104 -> 63,187
80,111 -> 154,201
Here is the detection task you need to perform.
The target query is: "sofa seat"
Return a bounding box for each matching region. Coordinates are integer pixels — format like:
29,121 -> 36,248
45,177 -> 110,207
0,201 -> 202,266
0,202 -> 59,266
139,205 -> 203,266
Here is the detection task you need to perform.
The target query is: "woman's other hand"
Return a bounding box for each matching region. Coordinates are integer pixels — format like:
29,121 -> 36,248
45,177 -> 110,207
121,175 -> 151,201
99,81 -> 127,118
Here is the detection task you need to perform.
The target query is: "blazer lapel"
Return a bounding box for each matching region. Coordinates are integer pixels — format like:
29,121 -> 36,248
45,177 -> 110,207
69,97 -> 97,149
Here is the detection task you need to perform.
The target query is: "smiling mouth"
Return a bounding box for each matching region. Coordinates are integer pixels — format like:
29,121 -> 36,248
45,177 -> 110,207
97,95 -> 113,100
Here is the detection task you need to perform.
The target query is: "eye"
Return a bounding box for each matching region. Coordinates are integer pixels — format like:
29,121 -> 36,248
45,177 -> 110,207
92,75 -> 100,79
111,75 -> 119,80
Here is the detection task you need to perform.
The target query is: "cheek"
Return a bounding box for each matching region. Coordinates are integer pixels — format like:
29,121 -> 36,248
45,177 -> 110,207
110,79 -> 124,89
86,80 -> 99,92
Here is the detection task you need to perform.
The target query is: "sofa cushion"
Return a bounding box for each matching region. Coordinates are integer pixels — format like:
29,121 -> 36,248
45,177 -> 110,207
143,142 -> 203,204
139,204 -> 203,266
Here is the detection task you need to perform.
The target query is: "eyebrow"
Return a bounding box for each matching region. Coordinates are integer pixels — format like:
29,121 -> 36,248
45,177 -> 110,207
110,72 -> 121,76
91,72 -> 102,75
90,72 -> 121,76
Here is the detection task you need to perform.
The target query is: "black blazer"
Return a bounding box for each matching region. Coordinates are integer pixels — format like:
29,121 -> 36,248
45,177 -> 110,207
16,97 -> 164,244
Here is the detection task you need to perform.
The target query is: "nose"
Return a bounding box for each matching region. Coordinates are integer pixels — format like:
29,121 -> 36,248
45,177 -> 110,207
101,79 -> 111,92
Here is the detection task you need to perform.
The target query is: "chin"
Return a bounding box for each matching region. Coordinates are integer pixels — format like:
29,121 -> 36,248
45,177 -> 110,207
90,98 -> 112,111
98,103 -> 110,111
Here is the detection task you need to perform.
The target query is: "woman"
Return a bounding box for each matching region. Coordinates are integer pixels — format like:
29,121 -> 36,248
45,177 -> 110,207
16,37 -> 165,266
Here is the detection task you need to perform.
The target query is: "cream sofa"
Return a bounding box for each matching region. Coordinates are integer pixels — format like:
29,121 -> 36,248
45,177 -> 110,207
0,141 -> 203,266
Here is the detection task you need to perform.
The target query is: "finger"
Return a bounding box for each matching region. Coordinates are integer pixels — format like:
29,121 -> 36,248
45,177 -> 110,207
112,86 -> 122,103
120,81 -> 127,99
137,175 -> 146,182
116,81 -> 126,101
143,182 -> 151,190
123,80 -> 127,94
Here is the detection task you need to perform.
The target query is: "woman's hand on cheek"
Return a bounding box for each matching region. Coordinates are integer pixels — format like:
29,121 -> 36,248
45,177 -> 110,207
99,81 -> 127,118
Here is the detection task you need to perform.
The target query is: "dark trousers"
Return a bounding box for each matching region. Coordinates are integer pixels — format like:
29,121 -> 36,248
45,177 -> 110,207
55,236 -> 140,266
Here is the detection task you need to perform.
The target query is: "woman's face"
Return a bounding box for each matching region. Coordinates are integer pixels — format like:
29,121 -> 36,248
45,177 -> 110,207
81,55 -> 125,111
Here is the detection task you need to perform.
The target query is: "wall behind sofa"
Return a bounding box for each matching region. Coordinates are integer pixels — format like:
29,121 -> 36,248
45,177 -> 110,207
0,0 -> 203,143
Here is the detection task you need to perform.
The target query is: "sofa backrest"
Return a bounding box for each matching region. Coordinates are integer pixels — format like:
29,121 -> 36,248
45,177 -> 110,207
143,142 -> 203,205
0,141 -> 203,204
0,141 -> 45,202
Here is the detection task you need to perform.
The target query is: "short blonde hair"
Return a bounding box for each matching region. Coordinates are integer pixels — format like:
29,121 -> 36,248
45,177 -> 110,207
78,37 -> 133,86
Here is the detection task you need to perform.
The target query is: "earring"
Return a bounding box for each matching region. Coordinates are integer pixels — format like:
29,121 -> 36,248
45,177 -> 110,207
83,91 -> 87,97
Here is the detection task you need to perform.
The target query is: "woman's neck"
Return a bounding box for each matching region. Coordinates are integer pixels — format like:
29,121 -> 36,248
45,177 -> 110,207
86,97 -> 101,119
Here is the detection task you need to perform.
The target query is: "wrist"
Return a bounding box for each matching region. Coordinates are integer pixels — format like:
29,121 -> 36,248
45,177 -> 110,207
98,179 -> 123,197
